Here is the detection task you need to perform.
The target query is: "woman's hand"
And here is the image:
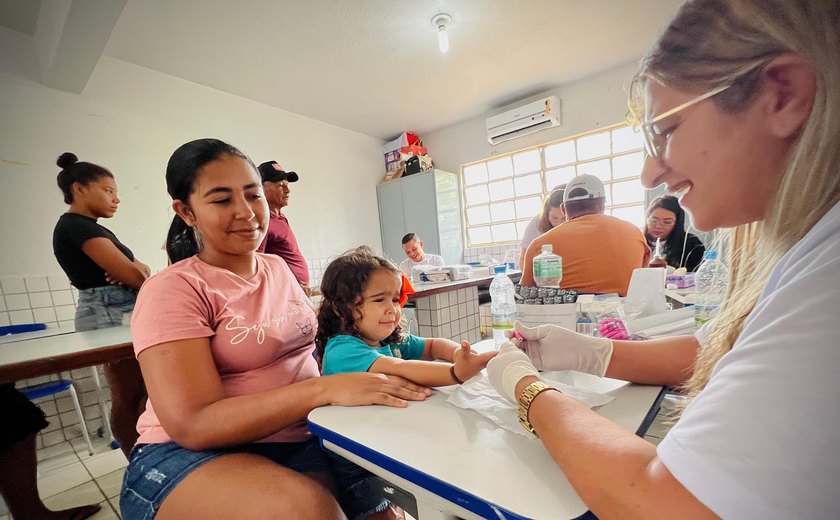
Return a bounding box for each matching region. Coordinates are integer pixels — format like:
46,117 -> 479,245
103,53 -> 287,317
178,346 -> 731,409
506,321 -> 613,376
135,260 -> 152,277
104,272 -> 124,286
452,340 -> 498,382
319,373 -> 432,408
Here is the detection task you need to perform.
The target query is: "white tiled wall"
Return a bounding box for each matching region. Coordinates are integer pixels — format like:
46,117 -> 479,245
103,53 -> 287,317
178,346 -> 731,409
306,256 -> 329,291
479,302 -> 493,339
415,287 -> 481,344
0,274 -> 78,329
463,245 -> 520,265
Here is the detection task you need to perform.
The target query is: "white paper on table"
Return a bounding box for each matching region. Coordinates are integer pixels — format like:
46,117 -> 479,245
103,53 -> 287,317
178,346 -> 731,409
628,306 -> 696,339
445,375 -> 614,438
625,267 -> 668,318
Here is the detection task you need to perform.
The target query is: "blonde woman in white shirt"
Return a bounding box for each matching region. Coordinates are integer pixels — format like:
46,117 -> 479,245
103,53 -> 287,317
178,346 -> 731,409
487,0 -> 840,518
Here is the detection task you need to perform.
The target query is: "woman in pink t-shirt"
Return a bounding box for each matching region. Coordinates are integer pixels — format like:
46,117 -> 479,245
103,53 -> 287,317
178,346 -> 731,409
120,138 -> 430,520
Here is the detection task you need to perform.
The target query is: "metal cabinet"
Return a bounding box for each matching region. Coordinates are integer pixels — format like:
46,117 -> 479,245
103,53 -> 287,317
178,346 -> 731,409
376,169 -> 463,266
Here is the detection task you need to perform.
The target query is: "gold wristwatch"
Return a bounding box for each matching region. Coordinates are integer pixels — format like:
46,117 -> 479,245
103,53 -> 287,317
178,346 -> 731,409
518,381 -> 559,435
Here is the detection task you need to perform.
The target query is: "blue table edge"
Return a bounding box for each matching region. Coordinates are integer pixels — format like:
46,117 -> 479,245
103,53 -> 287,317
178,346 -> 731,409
308,420 -> 529,520
309,385 -> 666,520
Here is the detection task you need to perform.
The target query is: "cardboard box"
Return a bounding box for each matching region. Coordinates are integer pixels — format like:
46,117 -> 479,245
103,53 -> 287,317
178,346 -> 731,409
666,273 -> 696,288
515,303 -> 578,331
382,132 -> 420,154
384,150 -> 401,164
379,165 -> 405,184
383,132 -> 420,170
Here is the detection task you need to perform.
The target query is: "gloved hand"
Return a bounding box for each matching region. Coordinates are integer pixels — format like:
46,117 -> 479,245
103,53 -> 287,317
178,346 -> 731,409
486,341 -> 542,402
505,321 -> 614,376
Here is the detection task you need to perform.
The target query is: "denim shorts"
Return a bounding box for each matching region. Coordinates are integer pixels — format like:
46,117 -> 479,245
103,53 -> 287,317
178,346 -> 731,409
75,285 -> 136,332
120,439 -> 388,520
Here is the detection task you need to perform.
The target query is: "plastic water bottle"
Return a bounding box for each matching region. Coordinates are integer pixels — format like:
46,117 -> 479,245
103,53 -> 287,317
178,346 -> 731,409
694,250 -> 729,328
490,265 -> 517,348
533,244 -> 563,287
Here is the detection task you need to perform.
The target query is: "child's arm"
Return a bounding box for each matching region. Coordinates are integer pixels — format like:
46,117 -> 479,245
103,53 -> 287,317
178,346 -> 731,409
422,337 -> 461,361
368,356 -> 462,387
369,340 -> 497,387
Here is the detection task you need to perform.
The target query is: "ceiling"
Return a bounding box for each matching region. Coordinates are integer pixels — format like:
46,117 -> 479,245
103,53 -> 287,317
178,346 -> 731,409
0,0 -> 684,140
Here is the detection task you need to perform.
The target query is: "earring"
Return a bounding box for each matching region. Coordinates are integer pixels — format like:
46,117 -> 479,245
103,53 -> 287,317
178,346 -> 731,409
192,226 -> 203,252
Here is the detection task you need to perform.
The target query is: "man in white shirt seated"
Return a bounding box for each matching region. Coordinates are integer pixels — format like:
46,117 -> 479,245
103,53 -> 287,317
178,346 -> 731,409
399,233 -> 445,276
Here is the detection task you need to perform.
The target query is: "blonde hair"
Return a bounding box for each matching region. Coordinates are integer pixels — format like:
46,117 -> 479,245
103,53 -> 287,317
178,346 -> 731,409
630,0 -> 840,401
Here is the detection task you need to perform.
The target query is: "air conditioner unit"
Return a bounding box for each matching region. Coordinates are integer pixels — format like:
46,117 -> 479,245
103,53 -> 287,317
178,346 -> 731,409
486,95 -> 561,145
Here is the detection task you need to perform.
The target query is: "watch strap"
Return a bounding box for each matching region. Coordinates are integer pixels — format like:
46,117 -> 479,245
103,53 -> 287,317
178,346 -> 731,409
517,381 -> 559,435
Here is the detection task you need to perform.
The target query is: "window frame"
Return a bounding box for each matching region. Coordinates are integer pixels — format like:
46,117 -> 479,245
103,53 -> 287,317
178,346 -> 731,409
460,122 -> 646,248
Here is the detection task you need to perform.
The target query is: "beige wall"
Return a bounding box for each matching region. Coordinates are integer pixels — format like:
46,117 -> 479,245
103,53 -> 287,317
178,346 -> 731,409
422,61 -> 638,175
0,55 -> 385,277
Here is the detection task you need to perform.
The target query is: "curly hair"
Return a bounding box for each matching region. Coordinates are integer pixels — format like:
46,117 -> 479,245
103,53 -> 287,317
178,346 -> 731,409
315,246 -> 405,359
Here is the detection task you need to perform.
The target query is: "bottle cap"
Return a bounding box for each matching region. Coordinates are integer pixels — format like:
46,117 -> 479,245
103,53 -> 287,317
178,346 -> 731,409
494,265 -> 506,274
703,250 -> 718,260
541,244 -> 553,253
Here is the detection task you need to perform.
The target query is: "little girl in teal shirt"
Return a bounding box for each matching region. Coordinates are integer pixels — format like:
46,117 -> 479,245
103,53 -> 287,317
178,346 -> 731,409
316,246 -> 495,386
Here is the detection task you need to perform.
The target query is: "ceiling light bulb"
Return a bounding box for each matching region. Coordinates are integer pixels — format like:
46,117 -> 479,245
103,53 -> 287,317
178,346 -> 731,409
438,26 -> 449,53
431,13 -> 452,54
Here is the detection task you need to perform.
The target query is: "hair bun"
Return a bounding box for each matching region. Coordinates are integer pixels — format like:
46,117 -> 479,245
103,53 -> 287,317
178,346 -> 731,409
56,152 -> 78,169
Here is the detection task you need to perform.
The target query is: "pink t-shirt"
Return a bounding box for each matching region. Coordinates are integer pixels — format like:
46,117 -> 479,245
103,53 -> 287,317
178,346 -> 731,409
131,253 -> 319,444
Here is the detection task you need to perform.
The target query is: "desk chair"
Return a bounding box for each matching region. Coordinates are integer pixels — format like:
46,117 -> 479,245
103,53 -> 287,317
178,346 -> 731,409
87,366 -> 119,450
21,380 -> 95,456
1,324 -> 96,456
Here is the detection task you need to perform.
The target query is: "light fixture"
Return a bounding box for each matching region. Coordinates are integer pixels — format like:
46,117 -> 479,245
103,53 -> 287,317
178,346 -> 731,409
432,13 -> 452,54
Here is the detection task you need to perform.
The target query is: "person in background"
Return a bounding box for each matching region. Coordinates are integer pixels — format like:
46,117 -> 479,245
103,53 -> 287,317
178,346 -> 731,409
317,246 -> 496,385
256,160 -> 313,296
0,384 -> 101,520
519,185 -> 566,268
487,0 -> 839,517
644,195 -> 705,272
121,138 -> 430,520
52,152 -> 149,457
520,174 -> 649,295
398,232 -> 445,277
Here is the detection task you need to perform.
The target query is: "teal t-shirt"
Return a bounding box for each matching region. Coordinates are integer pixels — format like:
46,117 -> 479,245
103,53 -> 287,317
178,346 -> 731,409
321,334 -> 426,375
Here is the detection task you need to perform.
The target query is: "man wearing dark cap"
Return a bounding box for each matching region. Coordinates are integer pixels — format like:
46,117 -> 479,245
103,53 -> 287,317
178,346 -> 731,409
257,161 -> 311,295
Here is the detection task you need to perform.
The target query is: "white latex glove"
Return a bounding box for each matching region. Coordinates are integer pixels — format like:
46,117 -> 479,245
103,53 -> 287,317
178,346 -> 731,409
505,321 -> 614,376
486,341 -> 542,403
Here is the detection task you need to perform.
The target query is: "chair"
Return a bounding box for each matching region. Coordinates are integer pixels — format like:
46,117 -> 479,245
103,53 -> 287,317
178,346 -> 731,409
1,323 -> 96,456
21,379 -> 95,456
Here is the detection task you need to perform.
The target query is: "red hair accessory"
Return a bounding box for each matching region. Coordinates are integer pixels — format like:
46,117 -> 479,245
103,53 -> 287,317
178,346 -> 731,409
399,274 -> 415,307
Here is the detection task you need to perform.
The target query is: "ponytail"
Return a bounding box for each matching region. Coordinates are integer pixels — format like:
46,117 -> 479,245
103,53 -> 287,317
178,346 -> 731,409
166,215 -> 200,263
163,138 -> 250,263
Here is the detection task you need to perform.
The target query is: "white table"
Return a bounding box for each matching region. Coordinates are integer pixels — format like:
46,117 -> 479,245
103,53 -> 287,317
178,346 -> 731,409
309,340 -> 664,520
0,325 -> 133,383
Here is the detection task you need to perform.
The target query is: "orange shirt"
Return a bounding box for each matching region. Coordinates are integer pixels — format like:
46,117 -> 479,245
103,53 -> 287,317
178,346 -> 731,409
520,213 -> 650,296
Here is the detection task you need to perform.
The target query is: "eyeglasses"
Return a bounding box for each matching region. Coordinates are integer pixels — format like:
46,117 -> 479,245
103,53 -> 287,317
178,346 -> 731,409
641,84 -> 731,161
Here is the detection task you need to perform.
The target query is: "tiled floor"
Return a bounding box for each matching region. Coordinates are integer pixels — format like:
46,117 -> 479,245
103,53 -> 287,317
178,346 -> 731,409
0,436 -> 127,520
0,402 -> 676,520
